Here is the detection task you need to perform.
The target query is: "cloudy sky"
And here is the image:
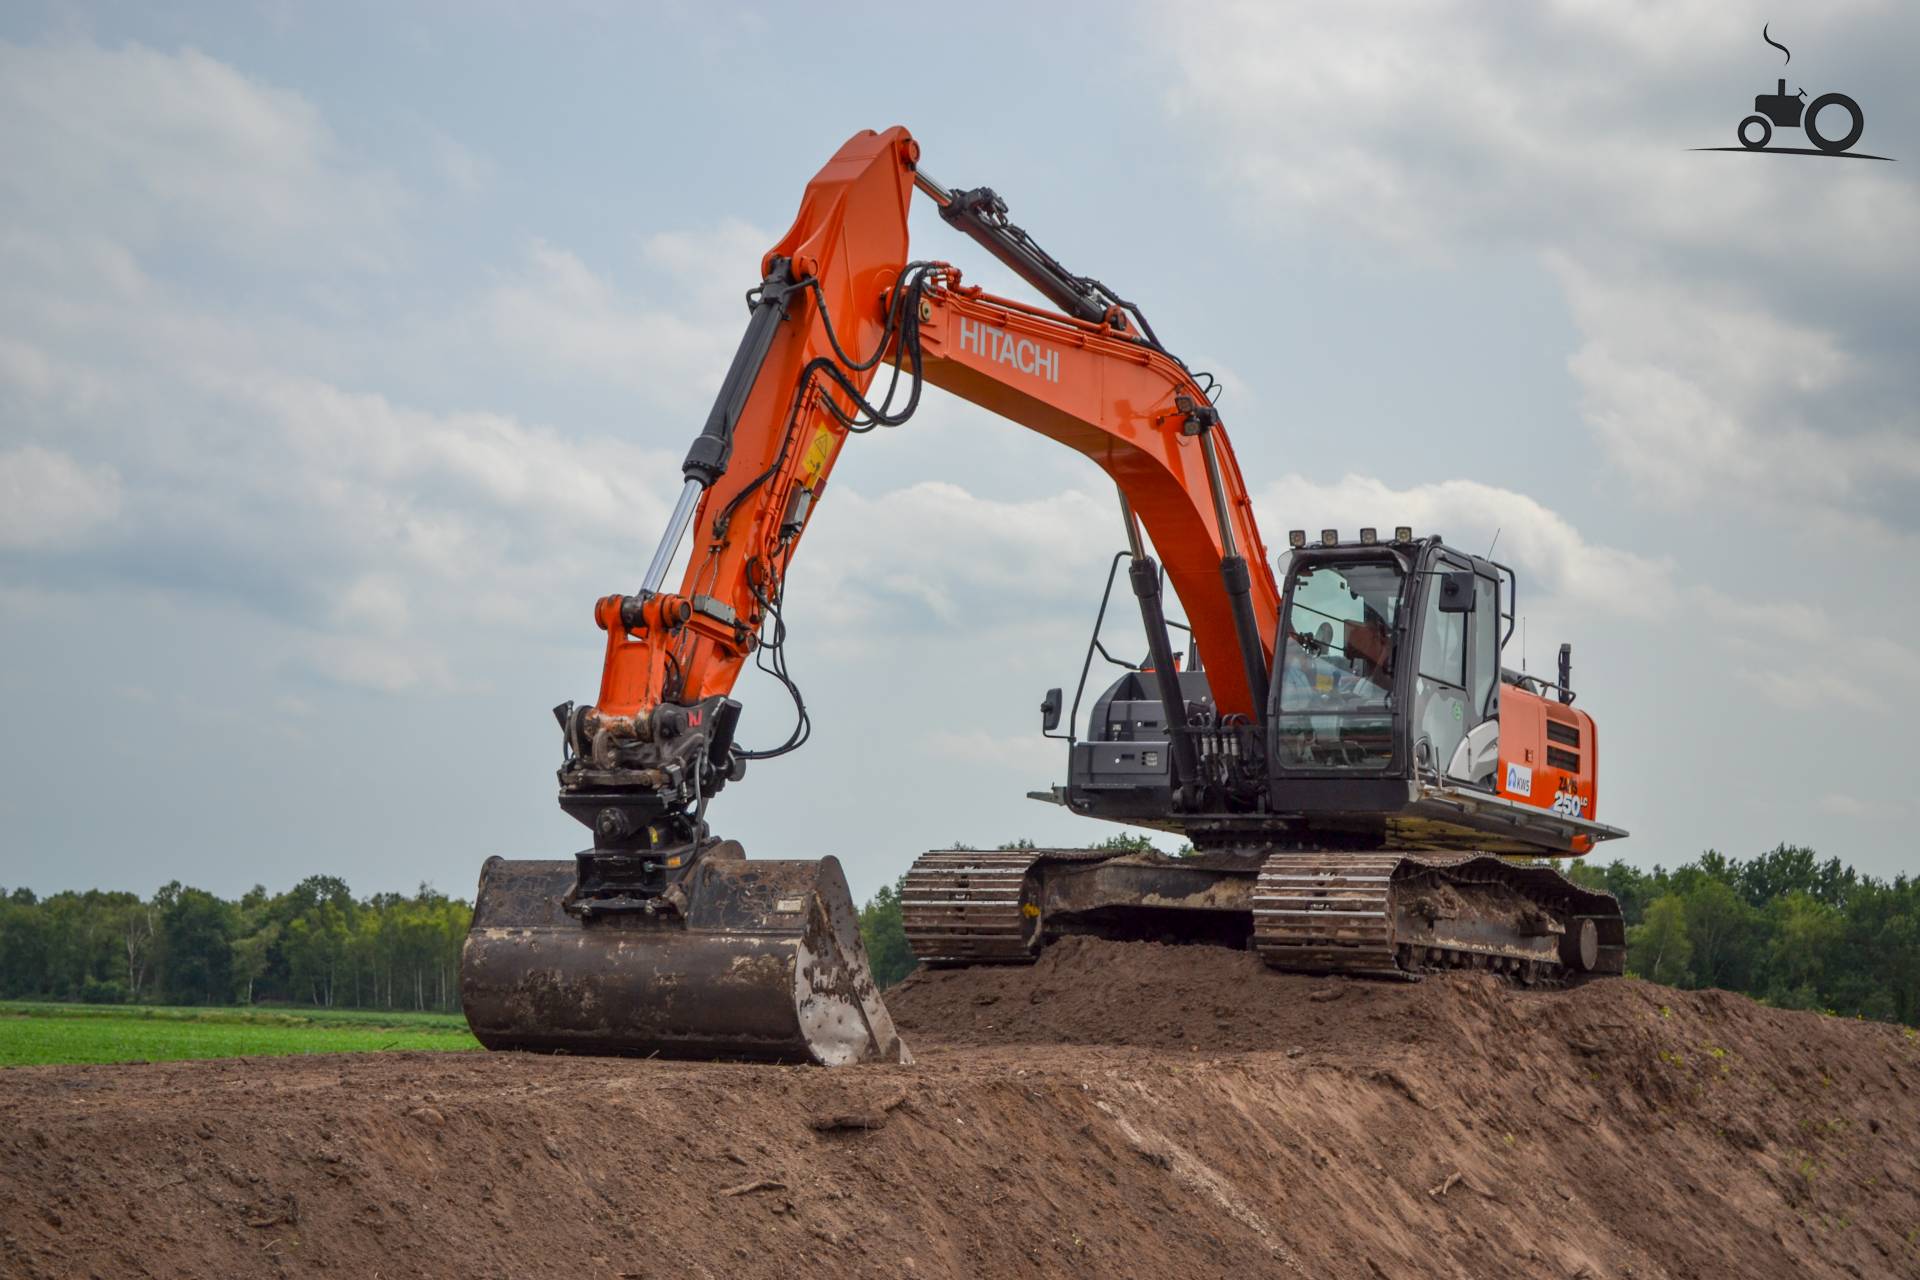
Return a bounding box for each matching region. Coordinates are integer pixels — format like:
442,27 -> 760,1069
1,2 -> 1915,904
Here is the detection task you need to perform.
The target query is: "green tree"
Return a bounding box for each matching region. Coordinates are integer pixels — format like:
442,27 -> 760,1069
117,896 -> 158,1001
1629,893 -> 1693,987
155,883 -> 238,1004
858,876 -> 916,989
1087,832 -> 1161,853
0,891 -> 51,997
231,921 -> 280,1005
1568,858 -> 1658,924
1738,844 -> 1856,908
39,891 -> 141,1001
1680,878 -> 1755,991
1763,891 -> 1845,1003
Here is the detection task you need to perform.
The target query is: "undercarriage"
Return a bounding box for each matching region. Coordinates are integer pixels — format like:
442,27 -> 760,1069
903,845 -> 1624,985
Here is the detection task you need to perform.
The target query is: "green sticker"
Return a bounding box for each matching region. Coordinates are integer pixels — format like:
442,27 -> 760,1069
1451,702 -> 1462,720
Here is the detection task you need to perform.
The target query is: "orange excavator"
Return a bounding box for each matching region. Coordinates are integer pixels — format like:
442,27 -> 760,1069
460,126 -> 1627,1065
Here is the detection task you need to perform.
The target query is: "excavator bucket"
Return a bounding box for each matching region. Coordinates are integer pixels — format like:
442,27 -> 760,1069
461,854 -> 909,1065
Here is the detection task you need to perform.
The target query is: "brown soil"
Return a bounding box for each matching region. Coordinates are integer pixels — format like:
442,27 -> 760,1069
4,937 -> 1918,1280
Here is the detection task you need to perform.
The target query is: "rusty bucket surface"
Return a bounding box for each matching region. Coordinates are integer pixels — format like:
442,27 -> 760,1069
461,855 -> 909,1066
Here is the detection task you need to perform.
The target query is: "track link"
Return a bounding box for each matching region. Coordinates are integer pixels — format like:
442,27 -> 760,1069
1253,852 -> 1407,978
902,850 -> 1042,965
902,848 -> 1123,965
1254,851 -> 1625,984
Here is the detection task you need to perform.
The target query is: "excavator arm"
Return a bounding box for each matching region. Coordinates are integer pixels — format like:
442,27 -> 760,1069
565,126 -> 1277,854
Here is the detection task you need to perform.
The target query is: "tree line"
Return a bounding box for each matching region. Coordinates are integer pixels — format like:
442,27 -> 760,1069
6,842 -> 1911,1023
1569,844 -> 1918,1024
861,840 -> 1919,1026
0,877 -> 469,1012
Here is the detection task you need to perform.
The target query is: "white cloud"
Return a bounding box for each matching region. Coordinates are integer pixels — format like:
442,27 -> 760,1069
0,446 -> 122,549
1817,792 -> 1876,818
641,219 -> 772,286
797,480 -> 1116,626
0,42 -> 758,701
170,371 -> 684,671
1549,257 -> 1920,509
484,238 -> 751,400
331,574 -> 412,635
230,373 -> 672,538
1695,588 -> 1920,714
1254,472 -> 1673,618
425,129 -> 494,195
0,337 -> 55,398
0,40 -> 402,266
298,634 -> 452,695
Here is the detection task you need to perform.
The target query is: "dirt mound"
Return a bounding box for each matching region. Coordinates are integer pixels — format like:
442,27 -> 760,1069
3,942 -> 1918,1280
890,934 -> 1424,1051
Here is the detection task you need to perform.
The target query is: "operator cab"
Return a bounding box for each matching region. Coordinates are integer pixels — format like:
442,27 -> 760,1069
1048,531 -> 1624,856
1273,533 -> 1504,788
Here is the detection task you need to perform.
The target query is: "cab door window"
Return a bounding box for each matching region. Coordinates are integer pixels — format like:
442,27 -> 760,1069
1274,559 -> 1401,770
1417,575 -> 1466,685
1440,571 -> 1505,788
1470,574 -> 1499,717
1414,561 -> 1469,775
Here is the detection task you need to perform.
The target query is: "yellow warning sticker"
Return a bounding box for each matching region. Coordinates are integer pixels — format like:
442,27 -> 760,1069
801,422 -> 837,484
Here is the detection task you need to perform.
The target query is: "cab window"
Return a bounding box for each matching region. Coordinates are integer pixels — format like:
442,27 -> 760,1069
1278,562 -> 1400,711
1275,559 -> 1402,771
1418,573 -> 1465,687
1471,573 -> 1499,716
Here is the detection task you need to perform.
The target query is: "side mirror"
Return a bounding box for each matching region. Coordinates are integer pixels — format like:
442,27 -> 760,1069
1437,570 -> 1477,613
1040,687 -> 1063,734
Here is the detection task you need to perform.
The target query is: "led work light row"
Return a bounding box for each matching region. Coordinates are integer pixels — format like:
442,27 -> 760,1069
1285,527 -> 1414,549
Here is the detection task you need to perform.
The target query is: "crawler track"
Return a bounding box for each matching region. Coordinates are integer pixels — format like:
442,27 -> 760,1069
1251,852 -> 1408,978
903,846 -> 1625,986
902,850 -> 1039,964
901,849 -> 1114,965
1253,851 -> 1626,983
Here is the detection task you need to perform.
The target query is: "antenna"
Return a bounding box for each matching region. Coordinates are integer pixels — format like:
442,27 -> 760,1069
1486,526 -> 1501,558
1522,617 -> 1528,672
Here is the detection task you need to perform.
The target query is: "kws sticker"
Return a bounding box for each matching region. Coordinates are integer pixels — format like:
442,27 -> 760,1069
1504,762 -> 1533,797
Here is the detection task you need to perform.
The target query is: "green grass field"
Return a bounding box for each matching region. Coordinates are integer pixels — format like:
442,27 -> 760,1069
0,1000 -> 481,1066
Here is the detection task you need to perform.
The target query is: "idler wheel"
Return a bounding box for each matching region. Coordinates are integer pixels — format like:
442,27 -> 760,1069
1559,917 -> 1600,972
